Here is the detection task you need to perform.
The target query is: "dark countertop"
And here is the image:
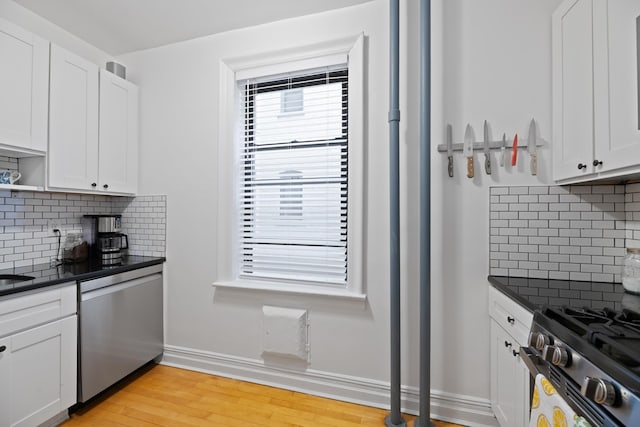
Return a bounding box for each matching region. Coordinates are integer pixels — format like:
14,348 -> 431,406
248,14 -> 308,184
488,275 -> 640,314
0,255 -> 166,297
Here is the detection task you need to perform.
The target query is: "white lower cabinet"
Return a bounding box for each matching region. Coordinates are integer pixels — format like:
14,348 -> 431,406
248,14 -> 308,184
490,320 -> 531,427
0,317 -> 77,427
0,285 -> 77,427
489,287 -> 533,427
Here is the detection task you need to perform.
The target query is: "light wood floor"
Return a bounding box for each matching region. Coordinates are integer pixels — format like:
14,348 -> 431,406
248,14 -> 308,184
62,364 -> 465,427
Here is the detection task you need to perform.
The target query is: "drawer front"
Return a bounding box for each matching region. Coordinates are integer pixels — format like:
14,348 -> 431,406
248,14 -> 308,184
489,286 -> 533,345
0,284 -> 76,338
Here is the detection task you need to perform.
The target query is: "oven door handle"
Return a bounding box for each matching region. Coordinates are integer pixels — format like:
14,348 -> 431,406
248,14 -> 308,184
519,346 -> 544,377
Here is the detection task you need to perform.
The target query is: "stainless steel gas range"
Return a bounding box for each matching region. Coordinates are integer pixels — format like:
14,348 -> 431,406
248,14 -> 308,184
521,306 -> 640,426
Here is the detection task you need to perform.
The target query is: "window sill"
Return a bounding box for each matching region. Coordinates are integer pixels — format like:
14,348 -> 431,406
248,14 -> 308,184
212,279 -> 367,303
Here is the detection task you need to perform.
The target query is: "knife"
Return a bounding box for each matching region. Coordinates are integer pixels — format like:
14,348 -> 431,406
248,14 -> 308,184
511,134 -> 518,166
463,124 -> 474,178
483,120 -> 491,175
499,133 -> 506,167
446,124 -> 454,178
528,118 -> 537,176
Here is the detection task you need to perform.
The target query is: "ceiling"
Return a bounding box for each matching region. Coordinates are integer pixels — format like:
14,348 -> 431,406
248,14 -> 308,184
15,0 -> 374,56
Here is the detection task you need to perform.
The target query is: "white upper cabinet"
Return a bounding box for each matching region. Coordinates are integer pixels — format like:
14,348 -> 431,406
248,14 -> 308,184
48,44 -> 99,191
593,0 -> 640,172
0,17 -> 48,154
553,0 -> 640,183
98,69 -> 139,194
48,45 -> 138,195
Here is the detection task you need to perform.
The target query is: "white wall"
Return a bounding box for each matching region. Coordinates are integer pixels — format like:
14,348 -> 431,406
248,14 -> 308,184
403,0 -> 562,400
117,0 -> 564,423
0,0 -> 110,66
407,0 -> 562,400
119,0 -> 393,379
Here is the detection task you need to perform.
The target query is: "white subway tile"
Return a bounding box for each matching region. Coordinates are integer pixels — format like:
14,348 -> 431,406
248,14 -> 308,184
559,229 -> 580,238
550,186 -> 571,195
591,273 -> 614,282
559,212 -> 581,220
570,186 -> 592,194
560,263 -> 580,272
549,271 -> 569,280
570,272 -> 592,281
591,238 -> 614,247
539,262 -> 559,271
510,252 -> 529,261
570,203 -> 591,212
559,246 -> 580,255
539,212 -> 559,220
509,187 -> 529,195
549,237 -> 570,245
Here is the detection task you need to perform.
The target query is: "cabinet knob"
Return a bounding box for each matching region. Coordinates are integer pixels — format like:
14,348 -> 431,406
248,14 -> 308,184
504,340 -> 512,348
512,349 -> 519,357
0,345 -> 6,352
91,182 -> 97,187
507,316 -> 515,324
593,159 -> 603,167
577,163 -> 587,170
103,184 -> 109,189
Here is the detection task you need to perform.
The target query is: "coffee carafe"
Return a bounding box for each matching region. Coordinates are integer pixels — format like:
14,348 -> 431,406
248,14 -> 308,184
82,215 -> 129,265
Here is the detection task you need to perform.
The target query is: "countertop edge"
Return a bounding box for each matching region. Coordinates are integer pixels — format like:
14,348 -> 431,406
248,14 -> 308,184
488,275 -> 538,312
0,257 -> 166,298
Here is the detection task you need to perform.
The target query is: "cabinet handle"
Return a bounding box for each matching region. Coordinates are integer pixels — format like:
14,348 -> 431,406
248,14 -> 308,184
593,159 -> 603,167
512,349 -> 519,357
577,163 -> 587,170
91,182 -> 97,187
504,340 -> 512,348
103,184 -> 109,189
0,345 -> 6,352
507,316 -> 515,324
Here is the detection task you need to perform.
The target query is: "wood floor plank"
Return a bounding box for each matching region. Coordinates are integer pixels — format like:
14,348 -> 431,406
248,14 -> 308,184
62,365 -> 466,427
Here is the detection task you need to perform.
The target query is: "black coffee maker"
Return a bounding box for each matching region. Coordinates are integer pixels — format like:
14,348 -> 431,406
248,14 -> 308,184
82,215 -> 129,265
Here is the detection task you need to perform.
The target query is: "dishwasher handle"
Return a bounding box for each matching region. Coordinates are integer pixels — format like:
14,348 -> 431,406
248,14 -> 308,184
81,273 -> 161,302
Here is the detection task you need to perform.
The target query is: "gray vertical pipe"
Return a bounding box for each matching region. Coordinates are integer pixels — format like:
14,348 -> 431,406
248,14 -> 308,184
415,0 -> 434,426
385,0 -> 405,426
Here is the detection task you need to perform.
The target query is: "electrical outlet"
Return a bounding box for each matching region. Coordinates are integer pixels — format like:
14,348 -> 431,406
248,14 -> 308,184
48,219 -> 61,233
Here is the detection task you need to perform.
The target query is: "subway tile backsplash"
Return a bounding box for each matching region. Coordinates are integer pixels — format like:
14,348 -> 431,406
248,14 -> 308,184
490,185 -> 627,282
0,190 -> 166,269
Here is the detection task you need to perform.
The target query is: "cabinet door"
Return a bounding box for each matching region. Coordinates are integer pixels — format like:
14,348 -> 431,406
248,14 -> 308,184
490,321 -> 530,427
592,0 -> 640,171
48,44 -> 99,191
2,316 -> 77,427
99,69 -> 139,194
552,0 -> 596,181
0,18 -> 48,152
0,335 -> 10,426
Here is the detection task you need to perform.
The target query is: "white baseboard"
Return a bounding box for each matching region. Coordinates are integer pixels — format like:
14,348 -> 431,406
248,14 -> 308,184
161,345 -> 498,427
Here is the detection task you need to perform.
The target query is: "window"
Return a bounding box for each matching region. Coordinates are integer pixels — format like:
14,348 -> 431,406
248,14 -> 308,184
239,68 -> 348,285
216,34 -> 364,299
281,89 -> 303,114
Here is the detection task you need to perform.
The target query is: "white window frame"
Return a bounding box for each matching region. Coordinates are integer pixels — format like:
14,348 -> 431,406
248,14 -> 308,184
215,34 -> 365,301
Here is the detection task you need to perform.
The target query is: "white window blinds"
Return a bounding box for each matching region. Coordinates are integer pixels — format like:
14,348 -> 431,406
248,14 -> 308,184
239,67 -> 348,286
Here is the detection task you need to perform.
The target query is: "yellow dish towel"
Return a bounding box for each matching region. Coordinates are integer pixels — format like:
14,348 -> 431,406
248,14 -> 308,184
529,374 -> 592,427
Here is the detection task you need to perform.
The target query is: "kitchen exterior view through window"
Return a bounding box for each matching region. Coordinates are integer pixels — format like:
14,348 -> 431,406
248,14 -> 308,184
238,68 -> 349,286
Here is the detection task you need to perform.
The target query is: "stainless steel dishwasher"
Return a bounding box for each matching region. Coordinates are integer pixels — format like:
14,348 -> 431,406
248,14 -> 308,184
78,264 -> 163,402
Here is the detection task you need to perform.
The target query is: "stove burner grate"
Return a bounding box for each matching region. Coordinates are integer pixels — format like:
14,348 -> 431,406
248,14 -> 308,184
546,306 -> 640,370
